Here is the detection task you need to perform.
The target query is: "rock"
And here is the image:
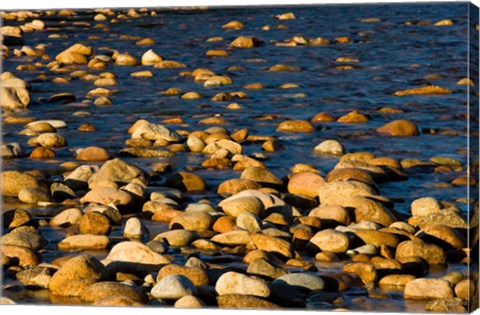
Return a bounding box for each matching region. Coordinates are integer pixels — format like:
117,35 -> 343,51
376,119 -> 419,136
222,20 -> 245,29
272,273 -> 324,292
308,229 -> 350,253
80,281 -> 146,303
211,230 -> 251,246
154,230 -> 197,247
219,196 -> 265,217
3,208 -> 32,229
287,172 -> 325,198
203,139 -> 242,155
80,187 -> 134,211
18,187 -> 50,204
104,241 -> 171,265
326,168 -> 375,186
174,295 -> 205,308
276,12 -> 296,19
318,181 -> 377,205
123,217 -> 148,239
27,119 -> 67,129
16,266 -> 54,289
353,230 -> 400,247
309,205 -> 351,226
276,120 -> 314,133
217,294 -> 281,309
217,178 -> 262,195
166,172 -> 206,191
115,54 -> 139,66
419,225 -> 467,249
169,212 -> 213,231
49,255 -> 107,297
79,212 -> 112,235
247,258 -> 287,279
1,229 -> 46,250
379,274 -> 416,287
131,123 -> 182,142
151,274 -> 198,300
141,49 -> 162,65
237,211 -> 262,233
1,75 -> 30,110
396,240 -> 446,265
55,43 -> 92,64
158,264 -> 209,286
404,278 -> 454,299
230,36 -> 259,48
408,210 -> 468,229
425,298 -> 467,312
314,140 -> 344,155
251,233 -> 294,258
50,208 -> 82,227
76,146 -> 110,162
394,85 -> 452,96
1,244 -> 40,267
213,216 -> 236,233
455,279 -> 475,299
2,142 -> 23,158
410,197 -> 442,216
187,136 -> 206,152
58,234 -> 110,250
88,158 -> 148,188
216,271 -> 270,297
1,170 -> 45,196
240,167 -> 283,187
337,111 -> 368,123
33,133 -> 67,148
342,262 -> 377,285
354,197 -> 397,227
93,296 -> 143,307
30,147 -> 56,159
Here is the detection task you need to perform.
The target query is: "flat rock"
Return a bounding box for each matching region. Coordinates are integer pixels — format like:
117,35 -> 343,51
404,278 -> 454,299
251,233 -> 294,258
103,241 -> 171,265
18,187 -> 50,204
1,170 -> 45,197
240,167 -> 283,187
80,281 -> 146,303
58,234 -> 110,250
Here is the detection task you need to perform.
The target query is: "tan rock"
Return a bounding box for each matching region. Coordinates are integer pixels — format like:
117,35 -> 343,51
404,278 -> 454,299
376,119 -> 419,136
276,120 -> 314,133
308,229 -> 350,253
287,172 -> 325,198
394,85 -> 452,96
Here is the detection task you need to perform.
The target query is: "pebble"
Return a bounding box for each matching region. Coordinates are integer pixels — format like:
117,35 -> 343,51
216,271 -> 270,297
151,274 -> 198,300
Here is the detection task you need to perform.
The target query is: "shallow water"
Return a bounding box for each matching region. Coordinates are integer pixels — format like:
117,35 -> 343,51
1,2 -> 477,312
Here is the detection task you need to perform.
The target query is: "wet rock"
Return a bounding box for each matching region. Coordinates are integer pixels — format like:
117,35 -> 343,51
174,295 -> 205,308
166,171 -> 206,191
404,278 -> 454,299
1,228 -> 46,250
213,216 -> 237,233
187,136 -> 206,152
425,298 -> 467,312
309,205 -> 351,227
354,197 -> 397,227
216,271 -> 270,297
211,230 -> 251,246
237,211 -> 262,233
217,294 -> 281,309
203,139 -> 242,155
408,210 -> 468,229
287,172 -> 325,198
337,111 -> 368,123
3,208 -> 32,229
158,264 -> 209,286
314,140 -> 344,155
418,224 -> 466,249
1,170 -> 45,197
58,234 -> 110,250
30,147 -> 56,159
79,211 -> 112,235
16,266 -> 55,289
251,233 -> 294,258
308,229 -> 350,253
219,195 -> 265,217
115,54 -> 139,66
80,187 -> 134,210
455,279 -> 475,299
80,281 -> 146,303
311,112 -> 337,122
376,119 -> 419,137
272,273 -> 324,292
34,133 -> 67,148
93,296 -> 143,307
342,262 -> 377,285
410,197 -> 441,216
247,258 -> 287,279
396,240 -> 446,265
353,230 -> 400,247
141,49 -> 162,65
55,43 -> 92,64
2,142 -> 23,158
318,181 -> 377,205
222,20 -> 245,29
154,230 -> 197,247
131,123 -> 182,142
1,244 -> 41,267
151,274 -> 198,300
50,208 -> 82,227
103,241 -> 171,265
88,158 -> 148,188
394,85 -> 451,96
123,217 -> 148,239
379,274 -> 416,287
49,255 -> 107,297
276,12 -> 296,19
240,166 -> 283,187
230,36 -> 259,48
18,187 -> 50,204
169,212 -> 213,231
276,120 -> 314,133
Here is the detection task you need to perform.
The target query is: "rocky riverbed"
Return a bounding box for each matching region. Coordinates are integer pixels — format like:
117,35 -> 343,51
1,3 -> 479,313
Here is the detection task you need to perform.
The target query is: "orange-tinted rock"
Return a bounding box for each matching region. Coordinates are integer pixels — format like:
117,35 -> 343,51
376,119 -> 419,137
30,147 -> 55,159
